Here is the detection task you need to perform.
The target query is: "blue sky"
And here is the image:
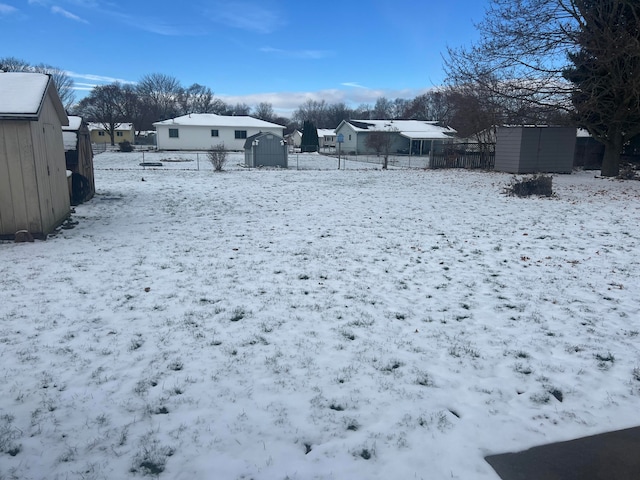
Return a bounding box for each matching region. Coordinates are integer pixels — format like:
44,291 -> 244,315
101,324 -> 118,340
0,0 -> 487,115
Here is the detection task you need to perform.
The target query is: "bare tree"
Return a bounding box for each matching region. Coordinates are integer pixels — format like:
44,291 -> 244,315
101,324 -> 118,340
372,97 -> 394,119
207,143 -> 228,171
364,126 -> 397,169
0,56 -> 76,110
136,73 -> 182,122
178,83 -> 218,115
76,83 -> 127,145
253,102 -> 275,121
293,99 -> 329,128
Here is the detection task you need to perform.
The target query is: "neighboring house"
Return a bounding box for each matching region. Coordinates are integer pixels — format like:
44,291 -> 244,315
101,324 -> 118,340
244,132 -> 288,168
494,126 -> 576,174
88,123 -> 135,145
63,116 -> 95,205
0,72 -> 70,240
154,114 -> 285,151
335,119 -> 456,155
285,129 -> 302,149
318,128 -> 337,150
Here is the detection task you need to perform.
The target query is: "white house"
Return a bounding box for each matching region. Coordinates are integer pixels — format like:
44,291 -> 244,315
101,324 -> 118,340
154,114 -> 285,151
285,129 -> 302,149
335,119 -> 456,155
318,128 -> 337,150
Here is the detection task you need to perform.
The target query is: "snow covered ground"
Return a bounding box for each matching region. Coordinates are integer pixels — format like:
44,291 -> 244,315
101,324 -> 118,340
1,151 -> 639,480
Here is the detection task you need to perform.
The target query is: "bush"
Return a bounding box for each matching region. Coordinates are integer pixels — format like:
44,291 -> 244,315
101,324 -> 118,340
505,174 -> 553,197
618,163 -> 638,180
118,141 -> 134,152
207,143 -> 228,171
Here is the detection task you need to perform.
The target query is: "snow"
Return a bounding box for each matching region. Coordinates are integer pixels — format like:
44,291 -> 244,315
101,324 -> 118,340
1,151 -> 639,480
0,72 -> 49,116
153,114 -> 285,128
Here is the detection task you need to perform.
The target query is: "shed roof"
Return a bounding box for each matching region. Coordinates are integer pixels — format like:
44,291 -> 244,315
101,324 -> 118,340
339,119 -> 456,140
153,113 -> 285,129
63,116 -> 84,131
0,72 -> 68,124
243,131 -> 284,149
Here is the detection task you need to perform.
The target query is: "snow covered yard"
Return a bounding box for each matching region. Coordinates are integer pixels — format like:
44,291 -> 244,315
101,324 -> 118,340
1,151 -> 639,480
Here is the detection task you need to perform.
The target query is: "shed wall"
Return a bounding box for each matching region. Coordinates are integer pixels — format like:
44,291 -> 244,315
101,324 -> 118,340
494,128 -> 524,173
245,134 -> 288,167
495,127 -> 575,174
0,94 -> 69,239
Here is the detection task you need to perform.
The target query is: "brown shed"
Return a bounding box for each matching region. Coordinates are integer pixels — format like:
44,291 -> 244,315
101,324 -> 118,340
0,72 -> 70,240
63,116 -> 95,205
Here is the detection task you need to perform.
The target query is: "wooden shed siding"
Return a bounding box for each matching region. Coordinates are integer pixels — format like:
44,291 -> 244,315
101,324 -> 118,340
0,121 -> 43,234
0,91 -> 69,239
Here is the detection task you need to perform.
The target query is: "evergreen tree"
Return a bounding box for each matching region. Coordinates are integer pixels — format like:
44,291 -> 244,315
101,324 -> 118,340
563,0 -> 640,177
301,121 -> 319,152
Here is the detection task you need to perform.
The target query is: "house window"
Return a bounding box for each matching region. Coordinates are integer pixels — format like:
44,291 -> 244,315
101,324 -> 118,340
98,131 -> 105,137
235,130 -> 247,139
116,131 -> 123,137
349,134 -> 352,141
169,128 -> 179,138
211,129 -> 219,137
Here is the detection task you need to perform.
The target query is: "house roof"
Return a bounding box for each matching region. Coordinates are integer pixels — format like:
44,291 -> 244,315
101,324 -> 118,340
338,119 -> 456,140
317,128 -> 336,137
0,72 -> 68,124
63,116 -> 84,131
153,113 -> 285,129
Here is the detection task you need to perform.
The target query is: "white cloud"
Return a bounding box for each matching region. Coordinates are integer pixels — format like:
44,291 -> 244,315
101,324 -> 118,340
0,3 -> 18,15
218,86 -> 435,117
208,2 -> 284,34
260,47 -> 332,60
51,5 -> 88,23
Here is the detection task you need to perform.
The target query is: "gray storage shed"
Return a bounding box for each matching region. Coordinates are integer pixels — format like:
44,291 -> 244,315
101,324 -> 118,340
244,132 -> 288,168
0,72 -> 70,240
494,126 -> 576,174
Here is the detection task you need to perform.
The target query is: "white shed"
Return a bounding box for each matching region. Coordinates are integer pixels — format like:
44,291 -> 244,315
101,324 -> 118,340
0,72 -> 70,240
154,114 -> 285,151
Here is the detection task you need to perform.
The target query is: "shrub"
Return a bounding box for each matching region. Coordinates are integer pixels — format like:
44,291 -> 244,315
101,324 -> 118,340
207,143 -> 228,171
118,140 -> 134,152
618,163 -> 638,180
505,174 -> 553,197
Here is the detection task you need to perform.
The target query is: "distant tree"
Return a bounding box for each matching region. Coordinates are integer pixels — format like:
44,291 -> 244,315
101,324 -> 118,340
136,73 -> 182,122
563,0 -> 640,177
372,97 -> 395,119
293,99 -> 329,128
300,120 -> 319,152
226,102 -> 251,116
353,103 -> 373,120
325,102 -> 353,128
178,83 -> 218,115
76,83 -> 127,145
392,98 -> 411,119
253,102 -> 275,121
0,56 -> 76,110
364,126 -> 397,169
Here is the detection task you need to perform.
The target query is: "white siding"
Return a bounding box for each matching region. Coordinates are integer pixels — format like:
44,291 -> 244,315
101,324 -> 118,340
156,125 -> 284,151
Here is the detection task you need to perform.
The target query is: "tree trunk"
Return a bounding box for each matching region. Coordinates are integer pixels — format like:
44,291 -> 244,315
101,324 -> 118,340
600,135 -> 623,177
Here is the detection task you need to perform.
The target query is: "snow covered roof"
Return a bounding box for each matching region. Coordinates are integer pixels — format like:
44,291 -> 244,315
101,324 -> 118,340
0,72 -> 68,124
341,119 -> 456,140
88,122 -> 134,131
153,113 -> 285,129
63,116 -> 84,131
317,128 -> 336,137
